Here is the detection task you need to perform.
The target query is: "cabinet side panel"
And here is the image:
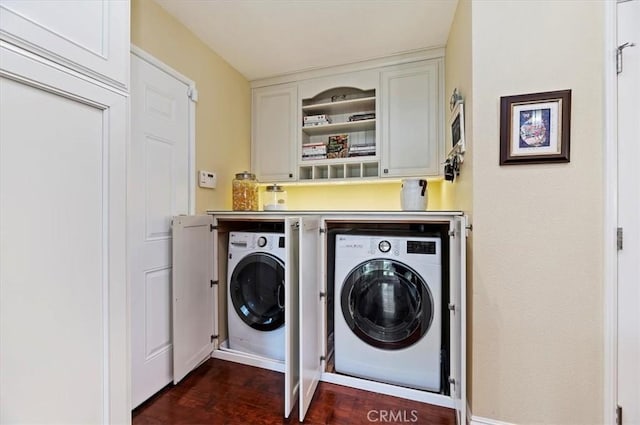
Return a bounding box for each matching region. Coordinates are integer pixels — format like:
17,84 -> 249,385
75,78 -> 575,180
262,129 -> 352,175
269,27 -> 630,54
0,77 -> 106,424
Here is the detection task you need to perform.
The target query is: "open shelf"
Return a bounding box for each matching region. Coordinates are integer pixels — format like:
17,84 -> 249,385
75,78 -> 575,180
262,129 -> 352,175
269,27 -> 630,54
302,119 -> 375,135
302,96 -> 376,116
300,86 -> 377,181
298,161 -> 379,181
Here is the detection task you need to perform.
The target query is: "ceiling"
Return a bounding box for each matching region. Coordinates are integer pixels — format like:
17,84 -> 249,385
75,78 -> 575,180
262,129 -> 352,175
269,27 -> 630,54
153,0 -> 459,81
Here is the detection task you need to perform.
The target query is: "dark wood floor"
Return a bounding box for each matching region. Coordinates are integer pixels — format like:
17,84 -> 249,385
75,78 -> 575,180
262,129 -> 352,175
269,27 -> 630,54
133,359 -> 456,425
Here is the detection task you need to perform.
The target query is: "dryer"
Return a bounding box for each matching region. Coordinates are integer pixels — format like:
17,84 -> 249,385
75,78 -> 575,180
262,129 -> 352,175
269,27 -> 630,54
334,234 -> 442,392
227,231 -> 285,361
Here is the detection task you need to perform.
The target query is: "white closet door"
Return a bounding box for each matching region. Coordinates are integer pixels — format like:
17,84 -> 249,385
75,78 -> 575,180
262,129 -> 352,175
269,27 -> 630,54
298,216 -> 322,421
130,53 -> 192,408
617,1 -> 640,424
171,215 -> 215,384
0,0 -> 129,89
449,216 -> 467,425
284,218 -> 301,418
0,43 -> 127,424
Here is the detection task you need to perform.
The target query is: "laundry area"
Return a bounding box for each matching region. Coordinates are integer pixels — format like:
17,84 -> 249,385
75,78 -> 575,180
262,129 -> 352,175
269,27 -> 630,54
167,211 -> 466,422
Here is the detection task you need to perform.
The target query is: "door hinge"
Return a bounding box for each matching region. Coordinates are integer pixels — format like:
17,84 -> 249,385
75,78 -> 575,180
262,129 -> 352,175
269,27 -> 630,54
617,42 -> 636,74
448,303 -> 456,312
616,405 -> 622,425
617,227 -> 623,251
210,280 -> 218,287
448,377 -> 456,389
448,230 -> 456,238
319,228 -> 326,234
187,86 -> 198,102
320,355 -> 326,364
210,224 -> 217,232
319,292 -> 326,299
211,335 -> 218,343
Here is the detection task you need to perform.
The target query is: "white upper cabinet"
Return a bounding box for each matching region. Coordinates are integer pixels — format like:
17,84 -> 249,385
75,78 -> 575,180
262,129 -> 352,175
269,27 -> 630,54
251,83 -> 298,182
0,0 -> 130,90
380,59 -> 443,177
251,54 -> 445,182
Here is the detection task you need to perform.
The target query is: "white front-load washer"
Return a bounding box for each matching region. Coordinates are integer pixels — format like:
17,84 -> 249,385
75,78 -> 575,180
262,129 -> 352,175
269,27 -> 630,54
227,231 -> 285,361
334,234 -> 442,392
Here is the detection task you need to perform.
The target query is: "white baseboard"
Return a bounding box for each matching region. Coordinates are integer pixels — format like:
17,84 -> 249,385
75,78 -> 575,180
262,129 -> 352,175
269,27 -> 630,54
468,403 -> 516,425
470,416 -> 516,425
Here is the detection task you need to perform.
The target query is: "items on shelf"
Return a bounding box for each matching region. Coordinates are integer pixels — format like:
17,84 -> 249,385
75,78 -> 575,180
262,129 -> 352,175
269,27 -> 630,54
302,142 -> 327,160
327,134 -> 349,159
303,114 -> 331,127
348,144 -> 376,157
348,112 -> 375,122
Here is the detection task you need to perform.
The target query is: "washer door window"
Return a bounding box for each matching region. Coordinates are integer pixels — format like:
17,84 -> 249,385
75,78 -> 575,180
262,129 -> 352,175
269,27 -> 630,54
341,259 -> 434,350
230,253 -> 285,331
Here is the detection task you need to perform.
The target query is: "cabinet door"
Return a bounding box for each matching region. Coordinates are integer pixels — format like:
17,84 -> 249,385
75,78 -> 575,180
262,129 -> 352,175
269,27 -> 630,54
172,215 -> 216,384
0,0 -> 129,90
0,43 -> 127,424
252,84 -> 298,182
298,216 -> 322,421
284,217 -> 301,418
380,60 -> 442,177
449,216 -> 467,425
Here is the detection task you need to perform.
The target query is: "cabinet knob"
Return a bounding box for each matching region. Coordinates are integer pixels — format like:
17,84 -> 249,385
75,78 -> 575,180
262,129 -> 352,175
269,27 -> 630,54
383,169 -> 389,174
289,173 -> 293,178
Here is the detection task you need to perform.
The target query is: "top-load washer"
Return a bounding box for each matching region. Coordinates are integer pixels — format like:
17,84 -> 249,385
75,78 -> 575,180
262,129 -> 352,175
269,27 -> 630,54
227,231 -> 285,361
334,233 -> 442,392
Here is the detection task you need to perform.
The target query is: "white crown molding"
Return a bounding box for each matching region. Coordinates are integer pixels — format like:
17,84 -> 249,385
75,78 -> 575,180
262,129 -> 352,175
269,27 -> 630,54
250,47 -> 445,88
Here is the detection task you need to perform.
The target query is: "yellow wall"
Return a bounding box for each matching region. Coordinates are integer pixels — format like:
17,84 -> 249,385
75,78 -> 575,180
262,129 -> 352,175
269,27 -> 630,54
468,1 -> 604,423
131,0 -> 251,212
273,180 -> 447,211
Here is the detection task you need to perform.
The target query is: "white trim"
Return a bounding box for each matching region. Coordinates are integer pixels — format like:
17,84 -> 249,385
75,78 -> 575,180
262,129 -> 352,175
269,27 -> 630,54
469,415 -> 517,425
250,47 -> 445,88
467,403 -> 517,425
320,371 -> 454,409
130,44 -> 197,215
603,1 -> 618,425
0,40 -> 128,97
212,345 -> 285,374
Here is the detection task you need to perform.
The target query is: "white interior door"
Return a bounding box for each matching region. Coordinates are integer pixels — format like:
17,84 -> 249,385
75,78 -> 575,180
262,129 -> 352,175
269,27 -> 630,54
0,43 -> 127,424
617,1 -> 640,424
172,215 -> 215,384
284,218 -> 301,418
449,217 -> 467,425
130,53 -> 192,407
298,217 -> 322,421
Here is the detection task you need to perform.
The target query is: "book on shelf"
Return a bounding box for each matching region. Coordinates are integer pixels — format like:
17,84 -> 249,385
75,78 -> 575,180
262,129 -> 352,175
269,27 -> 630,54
348,113 -> 375,122
348,144 -> 376,157
303,114 -> 331,126
302,142 -> 327,155
327,134 -> 348,159
302,153 -> 327,161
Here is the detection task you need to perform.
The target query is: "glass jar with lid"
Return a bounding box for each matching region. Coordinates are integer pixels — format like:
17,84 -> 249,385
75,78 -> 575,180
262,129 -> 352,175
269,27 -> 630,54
263,184 -> 287,211
232,171 -> 258,211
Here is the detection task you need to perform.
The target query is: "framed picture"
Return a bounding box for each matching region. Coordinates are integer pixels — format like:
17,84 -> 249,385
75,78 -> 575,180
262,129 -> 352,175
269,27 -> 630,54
499,89 -> 571,165
449,101 -> 465,154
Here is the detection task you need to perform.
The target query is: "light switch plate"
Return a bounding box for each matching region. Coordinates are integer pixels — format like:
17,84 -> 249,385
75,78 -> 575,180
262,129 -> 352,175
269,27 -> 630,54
199,170 -> 216,189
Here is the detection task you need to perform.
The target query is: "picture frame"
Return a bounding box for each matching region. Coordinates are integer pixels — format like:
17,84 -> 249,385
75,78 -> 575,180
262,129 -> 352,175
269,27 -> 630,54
499,89 -> 571,165
449,101 -> 466,155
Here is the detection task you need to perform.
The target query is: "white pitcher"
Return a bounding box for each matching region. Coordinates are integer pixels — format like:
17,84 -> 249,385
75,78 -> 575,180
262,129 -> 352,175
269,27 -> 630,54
400,178 -> 428,211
